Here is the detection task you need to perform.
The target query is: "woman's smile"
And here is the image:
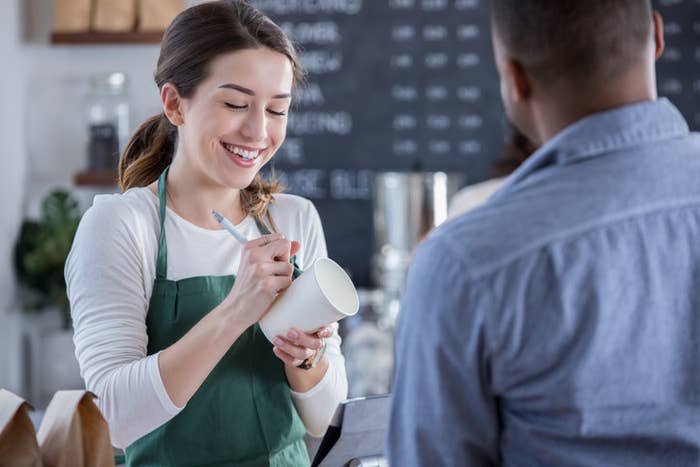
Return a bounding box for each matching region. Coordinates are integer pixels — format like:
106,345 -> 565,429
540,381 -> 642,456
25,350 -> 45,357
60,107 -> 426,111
220,140 -> 265,168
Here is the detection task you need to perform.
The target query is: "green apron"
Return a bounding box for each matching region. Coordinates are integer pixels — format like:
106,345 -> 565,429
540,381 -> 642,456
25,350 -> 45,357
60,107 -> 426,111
124,168 -> 309,467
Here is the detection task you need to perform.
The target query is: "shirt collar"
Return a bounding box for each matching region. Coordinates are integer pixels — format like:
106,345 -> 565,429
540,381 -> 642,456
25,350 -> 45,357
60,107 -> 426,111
492,98 -> 689,201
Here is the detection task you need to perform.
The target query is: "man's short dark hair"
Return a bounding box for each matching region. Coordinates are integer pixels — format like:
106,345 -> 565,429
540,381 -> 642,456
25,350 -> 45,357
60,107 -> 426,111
490,0 -> 653,85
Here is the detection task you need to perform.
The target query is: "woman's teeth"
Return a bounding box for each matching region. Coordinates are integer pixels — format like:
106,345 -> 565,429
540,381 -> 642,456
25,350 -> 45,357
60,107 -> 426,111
222,142 -> 260,160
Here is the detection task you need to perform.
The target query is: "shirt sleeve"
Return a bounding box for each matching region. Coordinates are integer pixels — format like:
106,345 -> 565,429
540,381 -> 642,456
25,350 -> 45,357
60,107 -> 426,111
386,235 -> 500,466
289,199 -> 348,437
65,198 -> 183,449
296,197 -> 328,266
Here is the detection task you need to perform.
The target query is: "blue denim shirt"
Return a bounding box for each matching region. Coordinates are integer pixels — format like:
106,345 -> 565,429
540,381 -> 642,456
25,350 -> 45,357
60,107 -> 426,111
387,99 -> 700,466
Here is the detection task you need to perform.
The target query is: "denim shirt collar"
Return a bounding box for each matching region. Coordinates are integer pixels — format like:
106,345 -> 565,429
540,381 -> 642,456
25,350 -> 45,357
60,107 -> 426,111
492,98 -> 689,201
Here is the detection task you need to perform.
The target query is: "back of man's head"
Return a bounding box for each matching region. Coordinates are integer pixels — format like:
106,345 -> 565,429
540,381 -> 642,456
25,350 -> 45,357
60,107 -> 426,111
490,0 -> 653,86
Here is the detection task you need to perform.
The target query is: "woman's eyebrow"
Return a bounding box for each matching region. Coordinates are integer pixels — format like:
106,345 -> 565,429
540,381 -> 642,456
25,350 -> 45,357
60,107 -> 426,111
219,83 -> 291,99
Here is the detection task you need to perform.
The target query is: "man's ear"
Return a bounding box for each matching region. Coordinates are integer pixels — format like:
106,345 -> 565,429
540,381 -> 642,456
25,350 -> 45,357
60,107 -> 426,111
161,83 -> 184,126
505,58 -> 532,103
652,10 -> 665,61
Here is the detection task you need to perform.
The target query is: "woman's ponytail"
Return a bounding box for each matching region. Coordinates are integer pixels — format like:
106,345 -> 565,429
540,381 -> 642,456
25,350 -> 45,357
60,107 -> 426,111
118,113 -> 176,191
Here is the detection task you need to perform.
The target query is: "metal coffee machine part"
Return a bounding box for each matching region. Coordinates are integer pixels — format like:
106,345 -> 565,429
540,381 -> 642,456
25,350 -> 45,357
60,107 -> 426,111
371,172 -> 464,297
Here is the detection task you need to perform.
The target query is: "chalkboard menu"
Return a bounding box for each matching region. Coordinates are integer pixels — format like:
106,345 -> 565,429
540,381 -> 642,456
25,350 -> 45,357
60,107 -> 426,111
655,0 -> 700,131
254,0 -> 700,286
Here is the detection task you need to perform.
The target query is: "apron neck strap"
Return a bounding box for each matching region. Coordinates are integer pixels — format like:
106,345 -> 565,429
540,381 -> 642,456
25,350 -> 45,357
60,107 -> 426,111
253,216 -> 272,236
155,166 -> 170,280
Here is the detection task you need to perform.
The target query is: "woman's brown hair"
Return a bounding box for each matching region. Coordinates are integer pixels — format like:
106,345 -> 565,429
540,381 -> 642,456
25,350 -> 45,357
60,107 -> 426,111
118,0 -> 304,219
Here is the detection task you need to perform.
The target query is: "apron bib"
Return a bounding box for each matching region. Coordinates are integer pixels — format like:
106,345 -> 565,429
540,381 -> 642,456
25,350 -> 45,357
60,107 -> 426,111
125,168 -> 309,466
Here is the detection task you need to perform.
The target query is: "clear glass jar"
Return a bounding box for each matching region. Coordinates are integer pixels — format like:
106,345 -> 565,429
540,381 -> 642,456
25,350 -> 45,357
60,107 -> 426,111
85,72 -> 130,171
341,288 -> 397,397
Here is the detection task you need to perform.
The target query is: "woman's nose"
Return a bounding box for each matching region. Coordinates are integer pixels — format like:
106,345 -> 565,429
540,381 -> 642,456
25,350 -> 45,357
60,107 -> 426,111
240,108 -> 268,142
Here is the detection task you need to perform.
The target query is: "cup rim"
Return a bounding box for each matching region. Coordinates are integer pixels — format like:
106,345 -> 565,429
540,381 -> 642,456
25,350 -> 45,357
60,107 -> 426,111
312,258 -> 359,317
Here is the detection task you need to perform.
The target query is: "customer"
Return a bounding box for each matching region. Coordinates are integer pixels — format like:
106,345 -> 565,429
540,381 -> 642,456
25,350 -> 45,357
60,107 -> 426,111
388,1 -> 700,465
65,2 -> 346,465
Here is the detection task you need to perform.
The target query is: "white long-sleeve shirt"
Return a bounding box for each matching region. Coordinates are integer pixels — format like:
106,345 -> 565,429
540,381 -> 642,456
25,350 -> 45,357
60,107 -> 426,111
65,187 -> 348,449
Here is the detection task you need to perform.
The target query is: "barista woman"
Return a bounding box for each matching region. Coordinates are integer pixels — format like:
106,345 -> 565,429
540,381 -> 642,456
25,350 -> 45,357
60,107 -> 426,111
65,2 -> 347,465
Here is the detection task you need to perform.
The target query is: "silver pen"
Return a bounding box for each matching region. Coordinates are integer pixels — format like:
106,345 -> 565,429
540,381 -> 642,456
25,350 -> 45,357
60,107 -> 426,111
211,209 -> 248,244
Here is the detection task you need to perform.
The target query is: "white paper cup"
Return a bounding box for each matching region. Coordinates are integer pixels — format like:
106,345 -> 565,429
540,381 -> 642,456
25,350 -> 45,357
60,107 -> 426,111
259,257 -> 359,343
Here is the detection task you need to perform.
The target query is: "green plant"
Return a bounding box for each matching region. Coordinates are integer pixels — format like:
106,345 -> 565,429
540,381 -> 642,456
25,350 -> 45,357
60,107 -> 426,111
14,190 -> 81,329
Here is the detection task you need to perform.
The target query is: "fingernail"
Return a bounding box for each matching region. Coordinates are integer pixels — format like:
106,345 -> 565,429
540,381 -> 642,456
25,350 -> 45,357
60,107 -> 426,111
287,330 -> 299,339
274,338 -> 283,346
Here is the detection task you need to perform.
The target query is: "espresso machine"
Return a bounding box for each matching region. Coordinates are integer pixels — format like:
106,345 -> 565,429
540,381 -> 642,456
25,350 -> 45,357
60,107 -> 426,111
371,171 -> 464,301
342,171 -> 464,398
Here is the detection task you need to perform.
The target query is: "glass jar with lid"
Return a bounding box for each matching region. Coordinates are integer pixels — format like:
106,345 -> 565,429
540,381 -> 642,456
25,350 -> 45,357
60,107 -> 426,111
84,72 -> 130,172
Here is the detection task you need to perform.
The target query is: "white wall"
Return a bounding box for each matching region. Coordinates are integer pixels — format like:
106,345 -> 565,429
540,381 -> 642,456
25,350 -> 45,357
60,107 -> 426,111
0,0 -> 28,394
24,0 -> 162,216
1,0 -> 171,395
21,0 -> 210,213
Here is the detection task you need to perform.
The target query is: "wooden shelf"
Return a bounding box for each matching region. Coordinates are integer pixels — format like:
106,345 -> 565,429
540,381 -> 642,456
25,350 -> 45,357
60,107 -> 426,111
74,170 -> 118,187
51,31 -> 164,45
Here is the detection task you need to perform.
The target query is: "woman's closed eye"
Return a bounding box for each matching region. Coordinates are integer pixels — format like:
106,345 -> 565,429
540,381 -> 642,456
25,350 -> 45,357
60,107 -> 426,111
224,102 -> 247,111
225,102 -> 287,117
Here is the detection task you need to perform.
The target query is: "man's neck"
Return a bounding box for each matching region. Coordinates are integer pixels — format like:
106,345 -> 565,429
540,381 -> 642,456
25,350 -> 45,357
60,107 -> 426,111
532,65 -> 658,144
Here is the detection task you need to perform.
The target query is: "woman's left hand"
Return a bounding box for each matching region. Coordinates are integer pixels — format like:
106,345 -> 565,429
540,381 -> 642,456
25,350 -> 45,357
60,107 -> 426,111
272,325 -> 333,367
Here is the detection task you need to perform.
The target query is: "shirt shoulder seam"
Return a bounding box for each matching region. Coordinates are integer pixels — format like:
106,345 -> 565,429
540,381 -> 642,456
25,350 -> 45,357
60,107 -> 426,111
448,197 -> 700,282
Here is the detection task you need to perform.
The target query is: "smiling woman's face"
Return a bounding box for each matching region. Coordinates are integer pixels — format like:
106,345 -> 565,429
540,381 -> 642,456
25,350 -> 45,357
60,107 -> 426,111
173,47 -> 294,189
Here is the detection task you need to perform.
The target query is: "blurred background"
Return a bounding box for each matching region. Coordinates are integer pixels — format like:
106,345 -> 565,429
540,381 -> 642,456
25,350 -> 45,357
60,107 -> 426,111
0,0 -> 698,413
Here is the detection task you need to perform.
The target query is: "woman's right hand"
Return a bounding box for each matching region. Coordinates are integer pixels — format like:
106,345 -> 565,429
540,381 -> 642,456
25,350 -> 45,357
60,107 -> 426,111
222,233 -> 300,329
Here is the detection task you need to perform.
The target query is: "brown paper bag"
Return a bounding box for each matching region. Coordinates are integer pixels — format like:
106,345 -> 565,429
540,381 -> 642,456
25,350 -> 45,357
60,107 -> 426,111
138,0 -> 184,31
0,389 -> 42,467
92,0 -> 137,32
37,391 -> 114,467
52,0 -> 92,33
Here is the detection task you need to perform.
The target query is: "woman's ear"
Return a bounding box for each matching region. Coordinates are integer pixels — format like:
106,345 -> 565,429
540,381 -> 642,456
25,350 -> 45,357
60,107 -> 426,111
161,83 -> 184,126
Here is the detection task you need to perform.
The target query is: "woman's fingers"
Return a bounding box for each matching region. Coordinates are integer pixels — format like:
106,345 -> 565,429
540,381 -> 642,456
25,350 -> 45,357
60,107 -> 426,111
248,237 -> 289,260
243,233 -> 301,266
245,233 -> 283,248
273,336 -> 314,361
272,327 -> 333,367
314,325 -> 334,339
267,238 -> 293,263
282,328 -> 323,350
227,235 -> 301,329
252,237 -> 293,263
259,261 -> 295,277
272,346 -> 304,367
243,235 -> 284,262
263,275 -> 293,295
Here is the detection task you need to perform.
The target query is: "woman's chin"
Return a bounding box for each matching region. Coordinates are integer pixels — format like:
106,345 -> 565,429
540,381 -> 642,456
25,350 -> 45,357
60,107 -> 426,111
220,173 -> 257,191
